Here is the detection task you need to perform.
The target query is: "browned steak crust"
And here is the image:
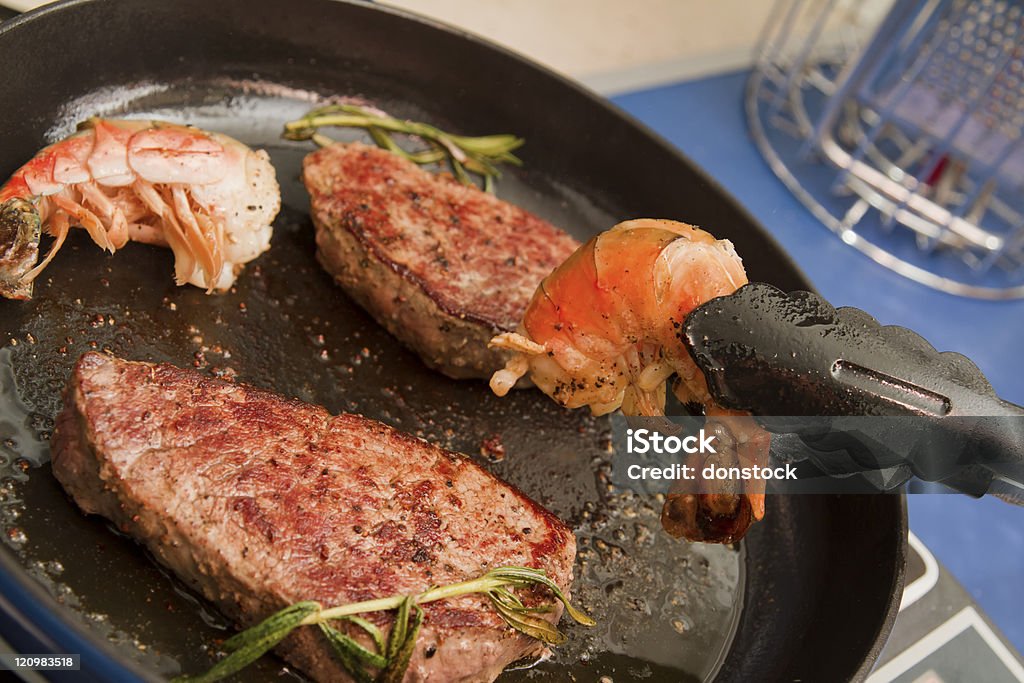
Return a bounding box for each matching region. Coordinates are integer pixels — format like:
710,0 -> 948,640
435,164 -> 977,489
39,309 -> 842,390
302,143 -> 579,379
51,353 -> 576,682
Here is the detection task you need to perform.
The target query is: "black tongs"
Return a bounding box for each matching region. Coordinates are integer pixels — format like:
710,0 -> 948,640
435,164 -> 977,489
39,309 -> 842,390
683,283 -> 1024,501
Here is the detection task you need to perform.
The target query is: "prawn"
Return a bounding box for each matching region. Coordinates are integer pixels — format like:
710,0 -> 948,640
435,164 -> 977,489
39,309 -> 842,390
489,218 -> 770,544
0,118 -> 280,300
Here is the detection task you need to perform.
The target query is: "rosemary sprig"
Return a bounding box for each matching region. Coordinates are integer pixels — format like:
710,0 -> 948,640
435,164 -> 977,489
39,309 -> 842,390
174,565 -> 593,683
283,104 -> 525,192
181,601 -> 320,683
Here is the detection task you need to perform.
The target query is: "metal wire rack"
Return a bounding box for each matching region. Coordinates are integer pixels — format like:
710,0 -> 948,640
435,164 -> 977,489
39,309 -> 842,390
748,0 -> 1024,298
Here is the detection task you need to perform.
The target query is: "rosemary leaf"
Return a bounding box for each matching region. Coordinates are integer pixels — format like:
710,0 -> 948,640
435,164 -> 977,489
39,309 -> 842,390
487,567 -> 596,627
322,622 -> 388,668
317,623 -> 376,683
463,156 -> 501,179
490,586 -> 525,609
221,601 -> 321,652
488,594 -> 567,645
368,126 -> 407,157
490,587 -> 555,614
340,615 -> 386,654
450,157 -> 472,186
406,148 -> 448,165
311,132 -> 335,148
385,595 -> 413,663
448,134 -> 524,157
175,601 -> 320,683
378,604 -> 424,683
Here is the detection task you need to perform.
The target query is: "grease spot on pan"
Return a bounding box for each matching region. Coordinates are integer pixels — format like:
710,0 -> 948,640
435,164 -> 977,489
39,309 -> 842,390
0,346 -> 49,471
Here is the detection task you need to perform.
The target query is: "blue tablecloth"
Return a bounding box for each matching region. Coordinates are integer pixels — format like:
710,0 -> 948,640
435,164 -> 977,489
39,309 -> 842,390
612,70 -> 1024,654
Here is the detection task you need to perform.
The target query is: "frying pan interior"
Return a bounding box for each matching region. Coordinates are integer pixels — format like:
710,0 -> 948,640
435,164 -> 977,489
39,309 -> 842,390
0,1 -> 905,681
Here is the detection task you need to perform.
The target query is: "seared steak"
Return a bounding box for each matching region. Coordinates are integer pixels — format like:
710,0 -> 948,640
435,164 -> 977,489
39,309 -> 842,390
51,353 -> 576,682
302,143 -> 579,379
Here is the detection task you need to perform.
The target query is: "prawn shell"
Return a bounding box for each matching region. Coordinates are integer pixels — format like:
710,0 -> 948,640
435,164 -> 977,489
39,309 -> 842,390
525,239 -> 622,357
50,134 -> 94,185
86,119 -> 140,186
592,225 -> 680,333
660,236 -> 747,320
21,153 -> 61,197
127,125 -> 228,185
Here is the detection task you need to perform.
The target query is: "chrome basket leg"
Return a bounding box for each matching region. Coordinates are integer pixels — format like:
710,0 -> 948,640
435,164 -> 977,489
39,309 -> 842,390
748,0 -> 1024,299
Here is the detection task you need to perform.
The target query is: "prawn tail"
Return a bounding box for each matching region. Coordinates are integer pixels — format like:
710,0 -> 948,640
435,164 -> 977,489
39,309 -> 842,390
661,414 -> 771,544
661,491 -> 757,545
0,198 -> 42,300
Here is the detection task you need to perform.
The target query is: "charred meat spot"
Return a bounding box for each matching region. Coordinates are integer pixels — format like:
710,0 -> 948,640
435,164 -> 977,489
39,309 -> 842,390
480,434 -> 506,462
233,497 -> 275,542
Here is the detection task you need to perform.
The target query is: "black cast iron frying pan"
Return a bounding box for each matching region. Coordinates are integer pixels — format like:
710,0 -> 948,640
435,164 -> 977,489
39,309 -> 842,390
0,0 -> 906,680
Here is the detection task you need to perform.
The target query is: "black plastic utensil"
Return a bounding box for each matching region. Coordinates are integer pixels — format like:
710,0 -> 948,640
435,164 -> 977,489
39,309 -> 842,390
684,283 -> 1024,499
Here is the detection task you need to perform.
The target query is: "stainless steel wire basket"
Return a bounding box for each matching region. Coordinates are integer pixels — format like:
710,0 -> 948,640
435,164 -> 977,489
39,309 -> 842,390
749,0 -> 1024,298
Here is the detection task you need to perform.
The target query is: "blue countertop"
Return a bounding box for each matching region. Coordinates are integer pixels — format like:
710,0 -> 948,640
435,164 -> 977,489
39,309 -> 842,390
612,70 -> 1024,654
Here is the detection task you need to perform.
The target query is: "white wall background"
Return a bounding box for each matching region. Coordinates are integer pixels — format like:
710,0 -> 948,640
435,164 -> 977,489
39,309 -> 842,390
385,0 -> 894,93
4,0 -> 894,94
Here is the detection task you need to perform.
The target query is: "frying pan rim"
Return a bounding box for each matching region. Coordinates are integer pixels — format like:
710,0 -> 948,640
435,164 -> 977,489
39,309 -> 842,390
0,0 -> 907,680
851,493 -> 908,682
0,542 -> 159,681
